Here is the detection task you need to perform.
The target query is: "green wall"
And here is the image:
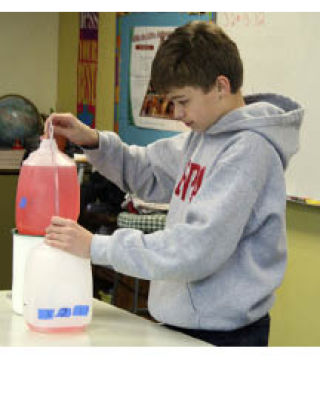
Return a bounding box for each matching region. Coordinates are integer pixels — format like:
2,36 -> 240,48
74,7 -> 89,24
57,12 -> 320,346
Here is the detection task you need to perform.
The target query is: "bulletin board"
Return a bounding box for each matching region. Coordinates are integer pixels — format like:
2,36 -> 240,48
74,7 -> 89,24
216,12 -> 320,204
114,12 -> 215,147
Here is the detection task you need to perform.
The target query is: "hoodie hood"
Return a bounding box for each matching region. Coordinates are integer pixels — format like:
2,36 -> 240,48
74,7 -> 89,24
206,93 -> 304,169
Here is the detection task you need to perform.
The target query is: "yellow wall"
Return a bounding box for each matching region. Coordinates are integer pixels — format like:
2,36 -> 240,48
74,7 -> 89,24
57,12 -> 320,346
56,13 -> 79,115
0,12 -> 59,114
270,203 -> 320,346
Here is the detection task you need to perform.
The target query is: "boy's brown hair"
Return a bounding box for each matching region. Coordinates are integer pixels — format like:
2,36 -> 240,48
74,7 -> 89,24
151,20 -> 243,94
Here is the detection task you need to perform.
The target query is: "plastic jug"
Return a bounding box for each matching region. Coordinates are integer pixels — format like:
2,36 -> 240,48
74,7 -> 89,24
15,138 -> 80,235
11,229 -> 43,315
23,241 -> 92,332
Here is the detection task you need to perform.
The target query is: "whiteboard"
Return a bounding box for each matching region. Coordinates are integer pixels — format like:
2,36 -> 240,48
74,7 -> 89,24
216,12 -> 320,200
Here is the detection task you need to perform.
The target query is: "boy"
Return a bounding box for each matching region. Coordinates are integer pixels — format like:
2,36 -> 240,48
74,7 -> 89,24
45,21 -> 304,346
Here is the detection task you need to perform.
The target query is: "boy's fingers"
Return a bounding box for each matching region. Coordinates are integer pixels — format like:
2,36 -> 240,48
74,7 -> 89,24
46,225 -> 67,235
51,126 -> 73,139
50,216 -> 74,226
50,113 -> 74,128
44,238 -> 68,251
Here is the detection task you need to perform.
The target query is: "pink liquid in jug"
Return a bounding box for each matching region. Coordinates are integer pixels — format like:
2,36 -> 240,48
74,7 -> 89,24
16,165 -> 80,235
27,323 -> 86,333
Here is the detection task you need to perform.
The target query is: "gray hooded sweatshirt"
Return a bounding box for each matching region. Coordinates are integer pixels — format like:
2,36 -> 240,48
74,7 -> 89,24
85,93 -> 304,331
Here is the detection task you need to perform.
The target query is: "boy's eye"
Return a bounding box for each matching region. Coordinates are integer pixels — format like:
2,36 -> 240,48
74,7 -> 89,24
178,100 -> 188,106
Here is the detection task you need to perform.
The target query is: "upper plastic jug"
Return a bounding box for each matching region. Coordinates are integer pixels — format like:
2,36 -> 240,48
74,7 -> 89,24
15,139 -> 80,235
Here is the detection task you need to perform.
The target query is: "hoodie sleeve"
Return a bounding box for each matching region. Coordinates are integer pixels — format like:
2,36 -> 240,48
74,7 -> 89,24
84,131 -> 189,203
90,132 -> 283,282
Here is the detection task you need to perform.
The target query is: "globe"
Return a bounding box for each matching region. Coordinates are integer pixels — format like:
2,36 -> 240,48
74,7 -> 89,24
0,95 -> 43,149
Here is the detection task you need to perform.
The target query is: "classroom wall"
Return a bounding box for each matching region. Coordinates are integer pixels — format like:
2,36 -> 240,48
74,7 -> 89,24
57,12 -> 116,130
54,12 -> 320,346
0,13 -> 59,290
270,203 -> 320,346
0,12 -> 59,113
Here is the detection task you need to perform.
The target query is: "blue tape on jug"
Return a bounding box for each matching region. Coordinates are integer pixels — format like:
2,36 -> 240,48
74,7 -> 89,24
38,309 -> 55,320
38,305 -> 89,320
56,307 -> 72,317
19,197 -> 27,208
73,305 -> 90,316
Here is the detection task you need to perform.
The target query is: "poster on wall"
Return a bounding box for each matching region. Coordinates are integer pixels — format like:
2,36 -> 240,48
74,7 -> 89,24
77,12 -> 99,128
130,26 -> 187,132
115,13 -> 215,146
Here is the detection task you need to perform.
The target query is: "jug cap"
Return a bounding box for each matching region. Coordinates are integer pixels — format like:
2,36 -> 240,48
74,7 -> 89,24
23,138 -> 76,167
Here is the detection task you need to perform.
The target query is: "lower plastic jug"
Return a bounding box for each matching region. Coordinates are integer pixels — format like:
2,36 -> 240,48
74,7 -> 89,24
11,229 -> 43,315
23,241 -> 93,333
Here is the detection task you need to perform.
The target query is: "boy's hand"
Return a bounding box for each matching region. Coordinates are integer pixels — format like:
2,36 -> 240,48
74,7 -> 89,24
45,216 -> 93,258
43,113 -> 99,147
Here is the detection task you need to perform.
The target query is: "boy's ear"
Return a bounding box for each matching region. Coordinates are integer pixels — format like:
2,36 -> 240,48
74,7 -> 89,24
216,75 -> 231,94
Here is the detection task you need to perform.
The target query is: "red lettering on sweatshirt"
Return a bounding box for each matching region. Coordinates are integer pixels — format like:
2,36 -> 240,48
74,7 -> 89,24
175,160 -> 206,202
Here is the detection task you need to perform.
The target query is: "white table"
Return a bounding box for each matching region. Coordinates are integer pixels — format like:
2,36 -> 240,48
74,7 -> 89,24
0,291 -> 211,347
